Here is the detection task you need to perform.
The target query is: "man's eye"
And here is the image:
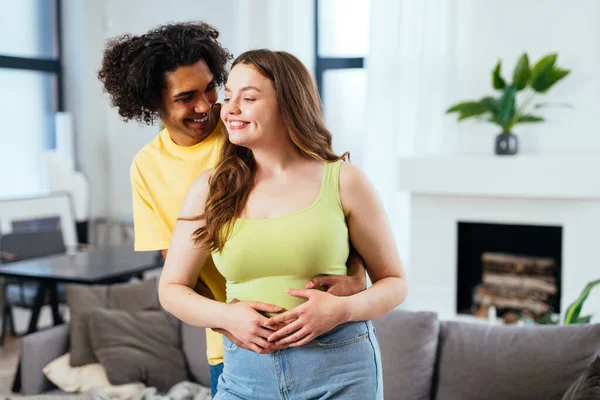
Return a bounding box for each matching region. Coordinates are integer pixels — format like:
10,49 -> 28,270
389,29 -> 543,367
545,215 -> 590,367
177,97 -> 191,103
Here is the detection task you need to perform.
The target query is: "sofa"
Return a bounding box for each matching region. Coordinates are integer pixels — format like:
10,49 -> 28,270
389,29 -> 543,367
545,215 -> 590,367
14,309 -> 600,399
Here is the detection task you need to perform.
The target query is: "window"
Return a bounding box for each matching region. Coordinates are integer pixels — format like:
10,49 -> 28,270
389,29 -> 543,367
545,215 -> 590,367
0,0 -> 63,198
315,0 -> 370,167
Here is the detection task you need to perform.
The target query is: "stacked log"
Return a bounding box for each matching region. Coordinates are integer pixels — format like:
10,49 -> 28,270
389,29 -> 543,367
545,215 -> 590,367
473,252 -> 558,317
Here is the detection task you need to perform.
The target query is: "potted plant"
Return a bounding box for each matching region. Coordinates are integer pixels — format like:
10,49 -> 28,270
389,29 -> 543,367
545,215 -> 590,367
446,53 -> 570,155
520,278 -> 600,325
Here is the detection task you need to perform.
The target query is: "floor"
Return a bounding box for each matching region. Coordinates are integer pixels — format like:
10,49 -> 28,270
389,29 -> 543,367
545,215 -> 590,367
0,330 -> 20,396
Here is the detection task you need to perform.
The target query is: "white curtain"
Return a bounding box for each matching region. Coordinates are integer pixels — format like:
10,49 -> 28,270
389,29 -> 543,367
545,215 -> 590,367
233,0 -> 314,71
364,0 -> 458,270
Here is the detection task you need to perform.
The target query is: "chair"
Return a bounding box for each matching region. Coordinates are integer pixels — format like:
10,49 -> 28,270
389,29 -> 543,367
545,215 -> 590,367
0,231 -> 67,345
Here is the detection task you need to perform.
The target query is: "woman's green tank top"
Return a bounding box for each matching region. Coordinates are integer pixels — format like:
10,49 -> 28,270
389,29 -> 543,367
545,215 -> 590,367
212,160 -> 349,314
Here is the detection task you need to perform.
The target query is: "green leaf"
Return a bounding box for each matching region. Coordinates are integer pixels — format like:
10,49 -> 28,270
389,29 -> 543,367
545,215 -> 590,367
575,315 -> 592,324
447,97 -> 498,122
517,114 -> 545,123
512,53 -> 531,91
497,84 -> 516,129
563,279 -> 600,324
481,96 -> 499,113
534,102 -> 573,109
549,67 -> 570,85
537,313 -> 559,325
533,66 -> 571,93
492,61 -> 506,90
446,101 -> 486,114
531,53 -> 558,92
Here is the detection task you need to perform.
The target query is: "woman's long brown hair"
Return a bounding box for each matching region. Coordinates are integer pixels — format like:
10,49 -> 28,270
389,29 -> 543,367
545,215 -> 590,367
190,49 -> 348,252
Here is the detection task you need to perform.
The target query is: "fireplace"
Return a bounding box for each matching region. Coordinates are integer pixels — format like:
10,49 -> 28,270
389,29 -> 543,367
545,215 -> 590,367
398,156 -> 600,322
456,222 -> 562,320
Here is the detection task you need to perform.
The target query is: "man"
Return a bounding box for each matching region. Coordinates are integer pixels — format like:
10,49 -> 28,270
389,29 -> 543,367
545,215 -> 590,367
98,21 -> 366,397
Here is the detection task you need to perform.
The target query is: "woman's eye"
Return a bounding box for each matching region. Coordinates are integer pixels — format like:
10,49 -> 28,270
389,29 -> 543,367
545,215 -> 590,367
223,98 -> 230,103
243,98 -> 256,102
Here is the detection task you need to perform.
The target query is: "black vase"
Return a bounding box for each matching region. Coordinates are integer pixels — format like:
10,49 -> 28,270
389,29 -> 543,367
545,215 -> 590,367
495,132 -> 518,155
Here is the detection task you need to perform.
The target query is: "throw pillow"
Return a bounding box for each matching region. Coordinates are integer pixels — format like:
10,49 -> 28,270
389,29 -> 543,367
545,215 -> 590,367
562,356 -> 600,400
43,352 -> 144,399
88,307 -> 187,393
66,278 -> 159,366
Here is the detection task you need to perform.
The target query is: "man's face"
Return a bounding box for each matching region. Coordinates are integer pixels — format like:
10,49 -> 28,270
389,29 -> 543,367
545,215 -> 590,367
159,60 -> 219,146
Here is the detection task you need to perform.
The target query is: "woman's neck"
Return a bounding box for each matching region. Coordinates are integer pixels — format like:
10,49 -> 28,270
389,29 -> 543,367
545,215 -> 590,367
253,146 -> 306,177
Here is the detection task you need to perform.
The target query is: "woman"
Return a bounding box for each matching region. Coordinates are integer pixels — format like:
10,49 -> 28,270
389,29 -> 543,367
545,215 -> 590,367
159,49 -> 407,399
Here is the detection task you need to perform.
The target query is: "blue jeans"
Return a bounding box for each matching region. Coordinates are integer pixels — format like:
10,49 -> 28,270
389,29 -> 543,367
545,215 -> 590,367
210,362 -> 224,398
214,321 -> 383,399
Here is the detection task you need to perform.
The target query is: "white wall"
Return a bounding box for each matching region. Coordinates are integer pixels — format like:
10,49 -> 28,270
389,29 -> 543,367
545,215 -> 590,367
451,0 -> 600,156
365,0 -> 600,274
61,0 -> 315,219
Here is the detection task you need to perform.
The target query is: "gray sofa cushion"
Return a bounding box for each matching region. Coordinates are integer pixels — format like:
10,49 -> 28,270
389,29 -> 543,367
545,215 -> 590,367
88,308 -> 187,393
561,356 -> 600,400
435,321 -> 600,400
374,310 -> 440,400
181,323 -> 210,388
66,278 -> 159,366
19,324 -> 70,395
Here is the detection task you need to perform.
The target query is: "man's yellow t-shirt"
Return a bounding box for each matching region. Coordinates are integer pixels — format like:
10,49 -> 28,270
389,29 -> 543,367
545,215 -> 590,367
130,121 -> 226,365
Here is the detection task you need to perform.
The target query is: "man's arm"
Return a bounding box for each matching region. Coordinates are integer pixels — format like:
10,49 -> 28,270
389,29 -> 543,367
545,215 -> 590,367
304,245 -> 367,296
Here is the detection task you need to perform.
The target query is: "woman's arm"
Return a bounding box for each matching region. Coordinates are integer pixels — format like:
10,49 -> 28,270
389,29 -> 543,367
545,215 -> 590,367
337,162 -> 407,321
159,170 -> 283,353
266,162 -> 407,345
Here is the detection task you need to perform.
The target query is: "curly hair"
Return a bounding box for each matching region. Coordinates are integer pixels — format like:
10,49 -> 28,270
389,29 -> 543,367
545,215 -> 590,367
98,21 -> 232,125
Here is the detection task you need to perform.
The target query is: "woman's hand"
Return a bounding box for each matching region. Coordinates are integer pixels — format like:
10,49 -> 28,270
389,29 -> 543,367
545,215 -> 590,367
264,289 -> 351,347
222,301 -> 288,354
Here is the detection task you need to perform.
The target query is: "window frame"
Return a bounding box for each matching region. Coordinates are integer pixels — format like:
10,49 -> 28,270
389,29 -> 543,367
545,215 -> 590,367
0,0 -> 64,112
314,0 -> 366,100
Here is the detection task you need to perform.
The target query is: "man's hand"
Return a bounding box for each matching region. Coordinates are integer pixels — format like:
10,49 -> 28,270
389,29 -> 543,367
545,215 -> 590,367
305,249 -> 367,296
305,274 -> 365,297
210,327 -> 286,354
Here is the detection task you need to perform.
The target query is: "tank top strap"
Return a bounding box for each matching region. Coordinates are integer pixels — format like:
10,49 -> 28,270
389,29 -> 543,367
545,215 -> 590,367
320,159 -> 344,210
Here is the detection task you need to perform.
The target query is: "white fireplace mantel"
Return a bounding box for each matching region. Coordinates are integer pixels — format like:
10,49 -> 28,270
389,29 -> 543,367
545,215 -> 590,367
398,155 -> 600,322
398,156 -> 600,200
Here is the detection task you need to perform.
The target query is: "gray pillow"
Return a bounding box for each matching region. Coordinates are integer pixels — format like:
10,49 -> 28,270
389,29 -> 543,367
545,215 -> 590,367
88,308 -> 187,393
66,278 -> 159,366
562,356 -> 600,400
435,322 -> 600,400
373,310 -> 440,400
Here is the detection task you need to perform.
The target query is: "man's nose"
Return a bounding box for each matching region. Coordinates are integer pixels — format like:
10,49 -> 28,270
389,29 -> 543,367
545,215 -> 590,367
194,95 -> 213,113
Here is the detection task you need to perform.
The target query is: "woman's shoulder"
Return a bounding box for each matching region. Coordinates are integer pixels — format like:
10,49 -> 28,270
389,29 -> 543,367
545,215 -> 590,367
339,161 -> 366,188
339,161 -> 374,215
